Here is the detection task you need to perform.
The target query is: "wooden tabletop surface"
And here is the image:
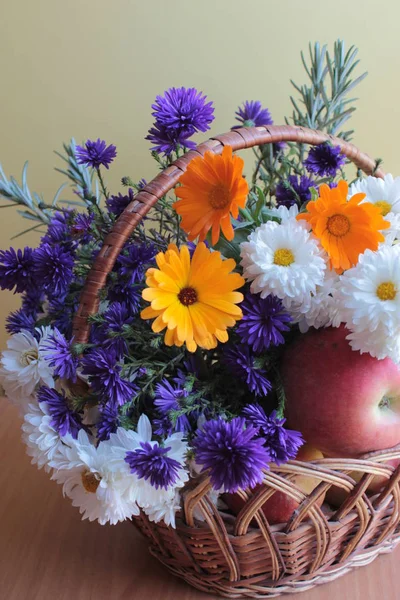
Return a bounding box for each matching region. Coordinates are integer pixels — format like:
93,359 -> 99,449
1,400 -> 399,600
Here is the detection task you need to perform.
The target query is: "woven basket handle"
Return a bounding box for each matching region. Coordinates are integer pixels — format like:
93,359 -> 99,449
72,124 -> 384,343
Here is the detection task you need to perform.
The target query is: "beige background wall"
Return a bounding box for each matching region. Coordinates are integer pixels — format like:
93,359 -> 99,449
0,0 -> 399,348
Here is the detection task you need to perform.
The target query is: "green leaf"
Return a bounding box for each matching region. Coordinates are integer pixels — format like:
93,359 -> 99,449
211,226 -> 253,261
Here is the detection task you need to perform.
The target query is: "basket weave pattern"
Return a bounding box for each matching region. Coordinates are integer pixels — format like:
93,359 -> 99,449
134,448 -> 400,598
71,125 -> 399,597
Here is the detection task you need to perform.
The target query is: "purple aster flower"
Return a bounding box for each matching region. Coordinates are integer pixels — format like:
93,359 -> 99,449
0,247 -> 35,293
22,289 -> 45,313
233,101 -> 273,128
107,282 -> 141,315
97,403 -> 120,441
47,296 -> 78,338
242,404 -> 303,464
125,441 -> 181,490
146,122 -> 195,156
41,211 -> 73,246
153,415 -> 174,437
154,379 -> 190,434
106,188 -> 135,217
151,87 -> 214,135
117,243 -> 156,284
223,345 -> 272,397
76,139 -> 117,170
37,385 -> 82,439
5,308 -> 36,335
193,417 -> 270,493
96,302 -> 134,358
41,328 -> 78,382
82,348 -> 137,406
33,244 -> 74,297
237,294 -> 292,354
275,174 -> 314,208
71,212 -> 94,244
304,142 -> 346,178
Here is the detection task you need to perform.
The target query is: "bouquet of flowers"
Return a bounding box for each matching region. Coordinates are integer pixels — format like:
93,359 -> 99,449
1,40 -> 399,534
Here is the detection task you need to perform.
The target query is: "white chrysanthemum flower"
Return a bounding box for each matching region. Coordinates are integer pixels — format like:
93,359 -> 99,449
108,414 -> 189,528
0,327 -> 54,405
271,203 -> 299,222
381,212 -> 400,246
240,218 -> 326,303
50,430 -> 140,526
349,174 -> 400,216
346,324 -> 400,363
338,245 -> 400,360
339,246 -> 400,332
21,402 -> 71,472
284,268 -> 342,333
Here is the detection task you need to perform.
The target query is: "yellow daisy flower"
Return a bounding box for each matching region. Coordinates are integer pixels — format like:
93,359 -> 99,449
141,243 -> 244,352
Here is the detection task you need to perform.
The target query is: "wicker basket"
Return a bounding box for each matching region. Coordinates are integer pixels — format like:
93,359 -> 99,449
72,125 -> 400,598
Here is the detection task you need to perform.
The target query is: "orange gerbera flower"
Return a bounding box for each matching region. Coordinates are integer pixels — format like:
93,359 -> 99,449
141,243 -> 244,352
297,180 -> 389,272
173,145 -> 249,246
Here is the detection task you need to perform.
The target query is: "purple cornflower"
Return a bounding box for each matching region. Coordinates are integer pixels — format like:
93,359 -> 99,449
117,243 -> 156,283
76,139 -> 117,170
6,308 -> 36,335
41,328 -> 78,382
223,345 -> 272,397
242,405 -> 303,464
82,348 -> 137,406
71,212 -> 94,244
275,174 -> 314,208
97,302 -> 133,358
0,247 -> 35,293
33,244 -> 74,297
106,188 -> 135,217
237,294 -> 292,354
304,142 -> 346,178
97,403 -> 120,441
233,101 -> 273,128
38,386 -> 82,439
146,122 -> 195,155
193,417 -> 270,493
125,442 -> 181,490
107,282 -> 142,315
154,379 -> 190,434
151,87 -> 214,135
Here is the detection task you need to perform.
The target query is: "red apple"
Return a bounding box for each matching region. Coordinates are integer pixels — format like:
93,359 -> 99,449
281,325 -> 400,457
224,444 -> 325,525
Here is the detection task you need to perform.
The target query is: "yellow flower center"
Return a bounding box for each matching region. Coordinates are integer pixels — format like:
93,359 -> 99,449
208,183 -> 231,209
376,281 -> 397,301
19,349 -> 38,367
375,200 -> 392,216
81,469 -> 101,493
273,248 -> 295,267
178,286 -> 198,306
327,213 -> 351,237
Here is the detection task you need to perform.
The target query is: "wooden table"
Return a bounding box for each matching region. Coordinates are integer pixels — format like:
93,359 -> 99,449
1,400 -> 399,600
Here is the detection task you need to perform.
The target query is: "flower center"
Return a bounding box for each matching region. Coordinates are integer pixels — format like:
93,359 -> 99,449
327,213 -> 351,237
178,286 -> 198,306
273,248 -> 295,267
375,200 -> 392,216
19,349 -> 38,367
208,183 -> 231,210
376,281 -> 397,301
81,469 -> 101,493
